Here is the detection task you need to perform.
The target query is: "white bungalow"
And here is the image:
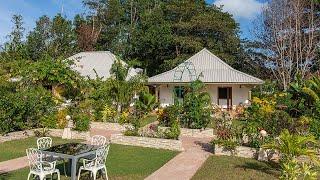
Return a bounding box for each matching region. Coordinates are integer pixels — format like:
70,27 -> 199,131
148,48 -> 264,109
68,51 -> 141,80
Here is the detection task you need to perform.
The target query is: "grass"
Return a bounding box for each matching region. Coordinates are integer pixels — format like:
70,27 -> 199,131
0,137 -> 82,162
192,155 -> 280,180
0,144 -> 178,180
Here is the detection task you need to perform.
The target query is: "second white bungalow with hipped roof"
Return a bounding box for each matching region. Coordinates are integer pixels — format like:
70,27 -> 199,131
148,48 -> 264,109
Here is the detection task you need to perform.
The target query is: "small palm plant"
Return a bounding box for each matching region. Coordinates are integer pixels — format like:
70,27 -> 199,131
263,129 -> 319,179
136,92 -> 157,113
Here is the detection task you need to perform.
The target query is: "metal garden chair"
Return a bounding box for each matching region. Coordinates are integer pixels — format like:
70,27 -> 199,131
91,135 -> 107,146
37,137 -> 67,177
77,145 -> 110,180
26,148 -> 60,180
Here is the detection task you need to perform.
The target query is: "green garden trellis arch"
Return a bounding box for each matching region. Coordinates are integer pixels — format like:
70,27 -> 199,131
173,61 -> 197,104
173,61 -> 197,82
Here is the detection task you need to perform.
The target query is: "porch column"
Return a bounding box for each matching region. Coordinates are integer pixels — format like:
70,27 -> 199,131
155,86 -> 159,103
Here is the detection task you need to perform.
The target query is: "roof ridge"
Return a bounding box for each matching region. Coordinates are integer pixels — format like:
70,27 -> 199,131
201,48 -> 234,70
150,48 -> 213,80
229,68 -> 264,82
201,49 -> 263,82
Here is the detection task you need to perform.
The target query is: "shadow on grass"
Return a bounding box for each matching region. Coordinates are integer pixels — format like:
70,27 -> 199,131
55,161 -> 106,180
235,161 -> 280,178
0,170 -> 10,180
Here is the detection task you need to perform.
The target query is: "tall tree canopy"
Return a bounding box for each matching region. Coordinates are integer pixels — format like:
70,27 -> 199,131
26,14 -> 77,60
83,0 -> 241,76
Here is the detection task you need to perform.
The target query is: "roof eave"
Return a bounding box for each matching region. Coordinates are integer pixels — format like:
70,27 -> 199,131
148,81 -> 264,85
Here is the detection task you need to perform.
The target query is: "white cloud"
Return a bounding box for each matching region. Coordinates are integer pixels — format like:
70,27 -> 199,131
214,0 -> 266,19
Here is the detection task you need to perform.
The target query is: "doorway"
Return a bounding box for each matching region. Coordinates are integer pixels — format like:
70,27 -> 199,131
218,87 -> 232,109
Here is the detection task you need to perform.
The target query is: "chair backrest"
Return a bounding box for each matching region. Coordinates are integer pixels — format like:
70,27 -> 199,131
26,148 -> 42,172
95,144 -> 110,167
91,135 -> 107,146
37,137 -> 52,150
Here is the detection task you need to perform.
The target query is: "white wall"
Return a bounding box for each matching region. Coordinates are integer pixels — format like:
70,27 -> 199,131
158,84 -> 174,107
158,84 -> 252,108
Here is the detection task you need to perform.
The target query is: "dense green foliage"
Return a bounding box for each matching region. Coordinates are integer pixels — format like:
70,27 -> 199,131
0,85 -> 56,134
83,0 -> 241,76
181,80 -> 212,129
158,80 -> 213,129
73,113 -> 90,131
26,14 -> 77,59
263,130 -> 319,179
135,91 -> 158,116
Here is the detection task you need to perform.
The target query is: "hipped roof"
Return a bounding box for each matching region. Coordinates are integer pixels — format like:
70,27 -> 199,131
148,48 -> 263,85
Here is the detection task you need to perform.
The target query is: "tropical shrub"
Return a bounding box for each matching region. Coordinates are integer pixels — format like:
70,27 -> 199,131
164,119 -> 181,140
73,113 -> 90,131
20,56 -> 83,99
181,80 -> 212,129
212,139 -> 239,153
102,104 -> 117,122
212,112 -> 241,151
39,113 -> 58,129
263,129 -> 319,180
108,58 -> 147,113
157,104 -> 182,127
214,112 -> 234,140
56,109 -> 68,129
118,110 -> 131,124
0,86 -> 57,134
135,91 -> 158,116
86,78 -> 112,121
34,127 -> 50,137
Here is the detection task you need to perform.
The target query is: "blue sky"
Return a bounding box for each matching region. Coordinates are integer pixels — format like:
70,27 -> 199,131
0,0 -> 267,45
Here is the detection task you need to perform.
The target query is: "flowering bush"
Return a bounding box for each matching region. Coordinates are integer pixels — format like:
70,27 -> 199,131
102,104 -> 117,122
56,109 -> 68,129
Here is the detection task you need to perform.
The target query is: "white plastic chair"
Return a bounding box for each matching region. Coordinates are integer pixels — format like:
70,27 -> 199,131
26,148 -> 60,180
77,145 -> 110,180
91,135 -> 107,146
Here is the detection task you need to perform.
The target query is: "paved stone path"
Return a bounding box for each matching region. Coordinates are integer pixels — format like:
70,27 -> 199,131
0,156 -> 28,173
145,137 -> 212,180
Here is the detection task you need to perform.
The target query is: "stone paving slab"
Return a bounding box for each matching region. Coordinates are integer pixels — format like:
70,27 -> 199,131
0,156 -> 28,173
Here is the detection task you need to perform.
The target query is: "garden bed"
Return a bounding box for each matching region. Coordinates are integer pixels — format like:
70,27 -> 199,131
110,133 -> 184,151
90,122 -> 131,132
158,126 -> 215,138
214,144 -> 278,161
0,128 -> 90,143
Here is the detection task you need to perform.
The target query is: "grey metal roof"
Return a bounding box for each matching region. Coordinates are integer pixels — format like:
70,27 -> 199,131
68,51 -> 138,80
148,48 -> 264,84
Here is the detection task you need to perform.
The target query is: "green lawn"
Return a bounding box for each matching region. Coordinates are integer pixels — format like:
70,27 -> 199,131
192,155 -> 280,180
0,137 -> 82,162
0,144 -> 178,180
